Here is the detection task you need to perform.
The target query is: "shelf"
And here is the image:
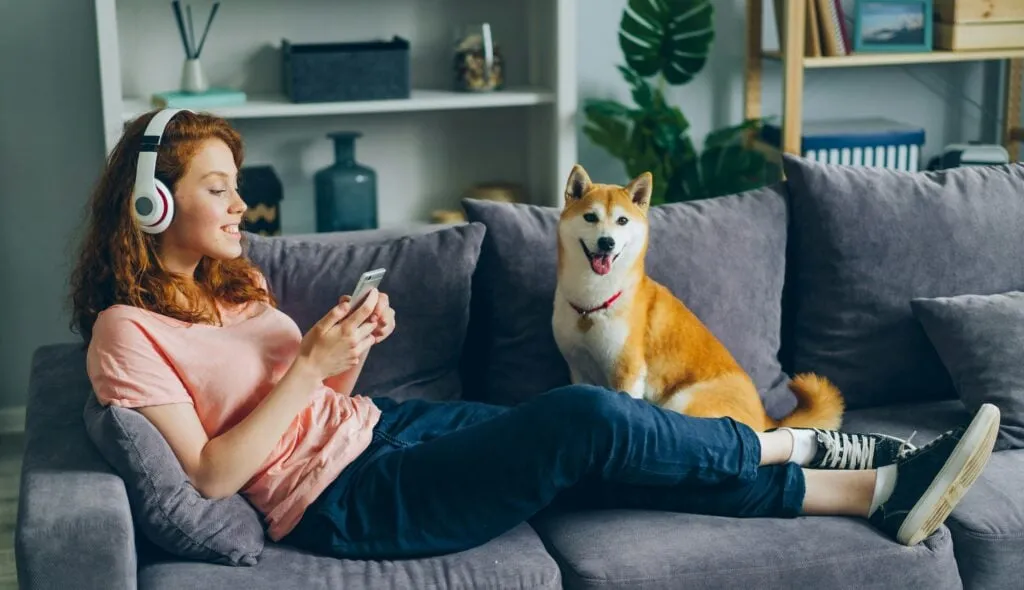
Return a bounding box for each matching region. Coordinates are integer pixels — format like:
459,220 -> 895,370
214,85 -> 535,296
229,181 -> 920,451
120,87 -> 556,121
762,48 -> 1024,68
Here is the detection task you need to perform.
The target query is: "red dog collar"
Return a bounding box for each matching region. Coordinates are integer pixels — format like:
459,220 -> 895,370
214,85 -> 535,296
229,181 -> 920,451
570,291 -> 623,317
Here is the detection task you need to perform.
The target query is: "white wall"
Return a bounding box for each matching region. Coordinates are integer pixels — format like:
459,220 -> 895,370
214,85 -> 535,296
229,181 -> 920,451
0,0 -> 104,416
576,0 -> 1004,186
0,0 -> 1015,414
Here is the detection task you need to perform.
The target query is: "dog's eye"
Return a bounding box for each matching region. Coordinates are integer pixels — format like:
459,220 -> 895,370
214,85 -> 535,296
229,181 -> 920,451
617,216 -> 629,226
583,213 -> 599,223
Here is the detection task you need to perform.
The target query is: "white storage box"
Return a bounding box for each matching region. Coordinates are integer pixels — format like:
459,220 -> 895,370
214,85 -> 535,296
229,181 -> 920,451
762,118 -> 926,172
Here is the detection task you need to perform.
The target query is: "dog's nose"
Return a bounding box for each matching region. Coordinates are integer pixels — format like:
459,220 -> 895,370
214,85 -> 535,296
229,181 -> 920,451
597,237 -> 615,252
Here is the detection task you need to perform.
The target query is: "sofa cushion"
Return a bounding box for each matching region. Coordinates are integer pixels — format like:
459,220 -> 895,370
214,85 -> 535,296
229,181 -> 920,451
783,156 -> 1024,409
461,186 -> 795,418
82,393 -> 265,566
137,523 -> 561,590
911,290 -> 1024,450
531,509 -> 960,590
841,399 -> 1024,590
244,223 -> 486,402
945,450 -> 1024,590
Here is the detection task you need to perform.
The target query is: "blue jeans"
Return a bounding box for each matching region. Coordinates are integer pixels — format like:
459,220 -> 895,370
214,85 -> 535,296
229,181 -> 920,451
283,385 -> 805,559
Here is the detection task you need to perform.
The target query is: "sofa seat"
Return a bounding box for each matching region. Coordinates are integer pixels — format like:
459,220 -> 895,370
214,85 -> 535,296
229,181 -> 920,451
843,400 -> 1024,590
138,523 -> 562,590
531,509 -> 959,590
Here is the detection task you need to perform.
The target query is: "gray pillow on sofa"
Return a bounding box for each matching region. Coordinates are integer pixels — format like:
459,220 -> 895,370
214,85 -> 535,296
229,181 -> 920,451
911,291 -> 1024,451
783,155 -> 1024,409
461,185 -> 795,419
244,222 -> 486,402
82,393 -> 265,566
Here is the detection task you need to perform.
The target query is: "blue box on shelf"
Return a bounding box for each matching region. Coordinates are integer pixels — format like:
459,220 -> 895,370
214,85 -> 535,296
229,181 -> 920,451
761,117 -> 926,172
282,36 -> 410,103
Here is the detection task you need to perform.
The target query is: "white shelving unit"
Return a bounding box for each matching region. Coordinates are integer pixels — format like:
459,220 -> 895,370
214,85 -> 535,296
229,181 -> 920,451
95,0 -> 578,234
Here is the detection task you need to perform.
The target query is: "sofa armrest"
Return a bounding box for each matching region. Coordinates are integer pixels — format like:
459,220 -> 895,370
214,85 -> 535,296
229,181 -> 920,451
16,343 -> 138,590
16,468 -> 138,590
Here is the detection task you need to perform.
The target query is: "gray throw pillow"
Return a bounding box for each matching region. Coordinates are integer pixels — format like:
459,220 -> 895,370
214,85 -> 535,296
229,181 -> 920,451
461,185 -> 795,419
82,393 -> 265,566
911,291 -> 1024,451
783,155 -> 1024,409
244,222 -> 486,402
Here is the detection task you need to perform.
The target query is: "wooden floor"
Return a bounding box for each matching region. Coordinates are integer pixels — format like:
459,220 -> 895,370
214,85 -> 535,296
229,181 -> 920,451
0,434 -> 23,589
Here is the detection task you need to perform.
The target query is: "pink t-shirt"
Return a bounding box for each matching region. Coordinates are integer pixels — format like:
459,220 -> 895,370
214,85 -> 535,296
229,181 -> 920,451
85,295 -> 382,542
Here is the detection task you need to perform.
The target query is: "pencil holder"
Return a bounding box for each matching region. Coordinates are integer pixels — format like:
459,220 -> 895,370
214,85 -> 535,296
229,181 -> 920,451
181,58 -> 209,94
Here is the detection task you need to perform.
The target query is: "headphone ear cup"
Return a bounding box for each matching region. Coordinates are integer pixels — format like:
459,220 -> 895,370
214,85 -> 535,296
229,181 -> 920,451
134,179 -> 174,234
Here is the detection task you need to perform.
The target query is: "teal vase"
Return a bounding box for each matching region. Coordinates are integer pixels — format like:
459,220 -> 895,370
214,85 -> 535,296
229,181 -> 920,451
314,131 -> 378,232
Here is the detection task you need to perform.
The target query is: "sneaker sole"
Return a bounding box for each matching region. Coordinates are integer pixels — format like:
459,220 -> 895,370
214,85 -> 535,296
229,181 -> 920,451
897,403 -> 1000,546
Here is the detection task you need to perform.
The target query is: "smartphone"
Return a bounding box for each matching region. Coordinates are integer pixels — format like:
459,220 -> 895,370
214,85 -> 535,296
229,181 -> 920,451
350,268 -> 386,308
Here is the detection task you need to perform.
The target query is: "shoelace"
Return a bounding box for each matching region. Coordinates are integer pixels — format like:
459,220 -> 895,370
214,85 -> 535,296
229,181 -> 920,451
895,427 -> 965,461
817,431 -> 877,469
896,431 -> 918,458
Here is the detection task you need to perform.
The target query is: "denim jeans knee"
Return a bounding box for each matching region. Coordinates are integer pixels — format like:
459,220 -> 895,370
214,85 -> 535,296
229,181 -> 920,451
532,384 -> 636,426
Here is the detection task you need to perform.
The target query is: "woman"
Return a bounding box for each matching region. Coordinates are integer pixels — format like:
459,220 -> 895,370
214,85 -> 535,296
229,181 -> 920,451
71,109 -> 1000,561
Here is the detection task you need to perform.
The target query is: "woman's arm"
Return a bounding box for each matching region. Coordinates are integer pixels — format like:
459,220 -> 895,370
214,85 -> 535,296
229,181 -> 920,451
323,349 -> 369,396
137,356 -> 322,499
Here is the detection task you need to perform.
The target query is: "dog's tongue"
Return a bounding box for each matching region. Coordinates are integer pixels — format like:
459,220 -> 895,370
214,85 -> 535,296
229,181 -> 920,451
590,255 -> 612,275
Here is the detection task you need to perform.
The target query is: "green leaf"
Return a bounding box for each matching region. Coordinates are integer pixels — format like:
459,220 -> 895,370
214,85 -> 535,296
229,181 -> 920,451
702,117 -> 765,149
583,98 -> 632,120
698,142 -> 771,198
617,65 -> 656,110
583,114 -> 631,161
619,0 -> 714,86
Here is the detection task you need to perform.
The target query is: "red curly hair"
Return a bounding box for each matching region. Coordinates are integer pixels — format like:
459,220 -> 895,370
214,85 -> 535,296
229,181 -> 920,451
69,109 -> 275,343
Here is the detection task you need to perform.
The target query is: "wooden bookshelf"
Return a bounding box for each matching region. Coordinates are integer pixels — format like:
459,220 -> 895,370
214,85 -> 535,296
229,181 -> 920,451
762,48 -> 1024,69
746,0 -> 1024,158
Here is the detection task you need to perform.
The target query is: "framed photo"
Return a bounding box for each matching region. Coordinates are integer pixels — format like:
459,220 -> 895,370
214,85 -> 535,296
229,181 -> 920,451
853,0 -> 933,53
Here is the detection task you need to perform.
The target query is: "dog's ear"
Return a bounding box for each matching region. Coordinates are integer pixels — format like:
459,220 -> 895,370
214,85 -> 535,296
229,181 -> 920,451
626,172 -> 653,210
564,164 -> 592,204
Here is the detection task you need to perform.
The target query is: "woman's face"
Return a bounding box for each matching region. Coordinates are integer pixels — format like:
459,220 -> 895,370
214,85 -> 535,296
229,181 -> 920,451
158,138 -> 247,276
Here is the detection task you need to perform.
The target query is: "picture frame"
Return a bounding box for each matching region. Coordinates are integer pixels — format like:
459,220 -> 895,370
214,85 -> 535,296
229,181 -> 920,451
853,0 -> 933,53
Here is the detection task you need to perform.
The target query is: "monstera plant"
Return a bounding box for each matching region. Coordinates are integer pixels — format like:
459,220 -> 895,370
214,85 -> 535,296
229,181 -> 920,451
584,0 -> 775,205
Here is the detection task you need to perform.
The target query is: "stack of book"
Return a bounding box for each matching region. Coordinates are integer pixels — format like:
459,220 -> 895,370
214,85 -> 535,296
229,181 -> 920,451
773,0 -> 850,57
934,0 -> 1024,50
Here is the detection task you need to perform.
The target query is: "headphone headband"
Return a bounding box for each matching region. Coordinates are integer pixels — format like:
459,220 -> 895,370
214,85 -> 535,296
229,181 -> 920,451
132,108 -> 192,234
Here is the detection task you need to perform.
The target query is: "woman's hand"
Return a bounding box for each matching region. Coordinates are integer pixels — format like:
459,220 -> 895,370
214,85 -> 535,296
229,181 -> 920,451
298,289 -> 380,380
369,292 -> 396,344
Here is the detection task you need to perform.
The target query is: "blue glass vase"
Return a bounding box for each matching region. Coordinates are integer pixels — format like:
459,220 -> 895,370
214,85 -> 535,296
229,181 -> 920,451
314,131 -> 378,232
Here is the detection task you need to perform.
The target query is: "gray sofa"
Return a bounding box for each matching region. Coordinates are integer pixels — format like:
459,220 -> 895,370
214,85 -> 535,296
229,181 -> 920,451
16,155 -> 1024,589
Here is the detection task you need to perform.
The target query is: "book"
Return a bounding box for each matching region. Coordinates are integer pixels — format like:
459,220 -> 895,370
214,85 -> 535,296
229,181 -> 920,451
816,0 -> 848,56
151,87 -> 247,108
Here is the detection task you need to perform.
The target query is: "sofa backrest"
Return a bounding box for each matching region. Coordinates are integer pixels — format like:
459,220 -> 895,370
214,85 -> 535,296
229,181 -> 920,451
243,222 -> 485,403
780,155 -> 1024,409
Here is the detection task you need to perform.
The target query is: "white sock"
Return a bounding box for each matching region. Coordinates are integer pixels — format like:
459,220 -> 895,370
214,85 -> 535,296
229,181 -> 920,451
781,428 -> 818,466
869,464 -> 898,516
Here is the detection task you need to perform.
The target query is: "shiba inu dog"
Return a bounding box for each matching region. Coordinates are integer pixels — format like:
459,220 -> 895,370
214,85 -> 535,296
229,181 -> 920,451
551,164 -> 844,431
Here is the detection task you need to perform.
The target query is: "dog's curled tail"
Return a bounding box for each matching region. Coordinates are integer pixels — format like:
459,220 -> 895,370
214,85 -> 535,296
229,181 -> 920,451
772,373 -> 845,430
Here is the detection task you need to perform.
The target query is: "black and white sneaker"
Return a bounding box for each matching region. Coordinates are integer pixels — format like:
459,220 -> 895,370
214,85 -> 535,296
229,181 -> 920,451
870,403 -> 1000,546
770,427 -> 918,469
806,429 -> 918,470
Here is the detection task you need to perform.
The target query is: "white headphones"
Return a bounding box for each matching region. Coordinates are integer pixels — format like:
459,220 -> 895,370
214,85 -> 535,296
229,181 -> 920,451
132,108 -> 193,234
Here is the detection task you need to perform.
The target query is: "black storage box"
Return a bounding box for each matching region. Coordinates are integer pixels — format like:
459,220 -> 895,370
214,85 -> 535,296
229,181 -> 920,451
282,36 -> 411,103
